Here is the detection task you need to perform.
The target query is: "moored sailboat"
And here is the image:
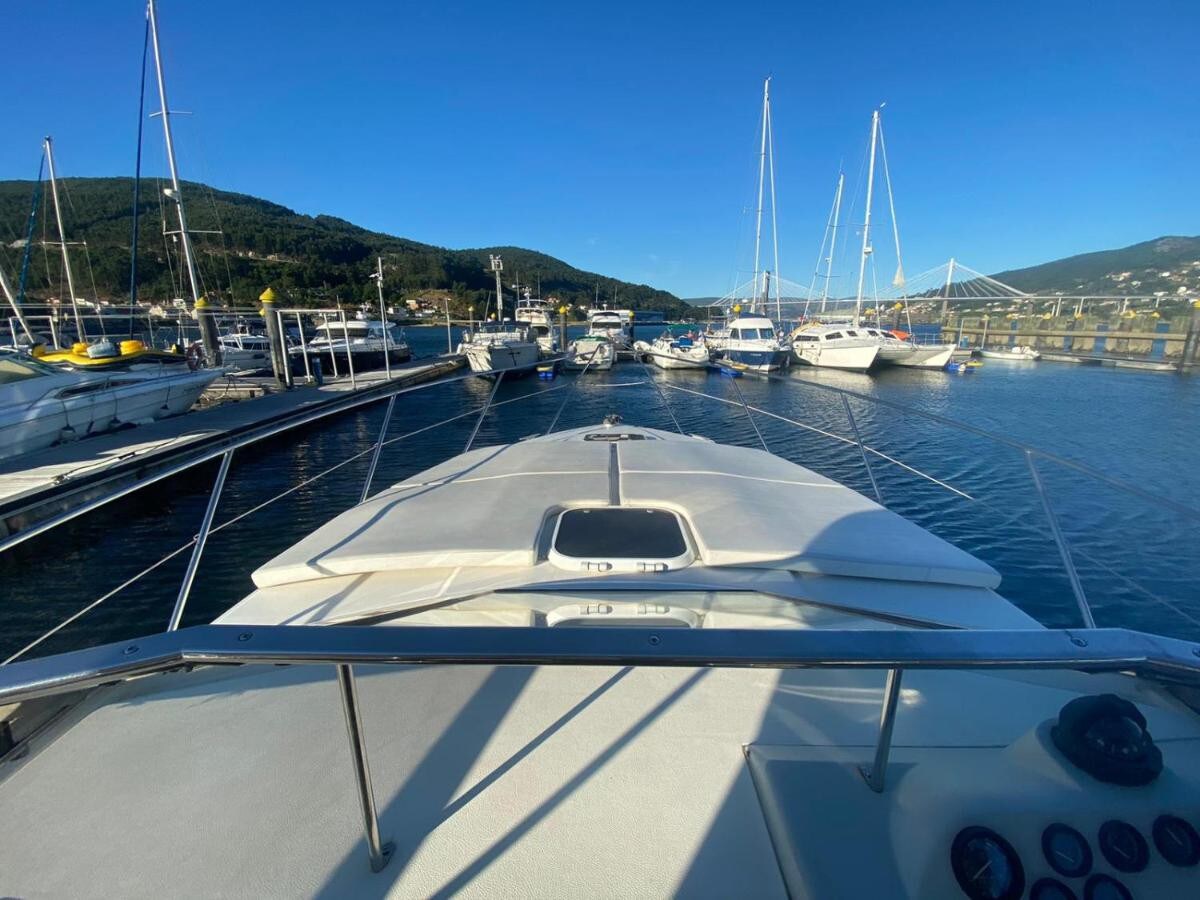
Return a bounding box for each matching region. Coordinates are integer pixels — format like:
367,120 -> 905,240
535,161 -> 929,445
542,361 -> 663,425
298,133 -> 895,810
851,108 -> 956,370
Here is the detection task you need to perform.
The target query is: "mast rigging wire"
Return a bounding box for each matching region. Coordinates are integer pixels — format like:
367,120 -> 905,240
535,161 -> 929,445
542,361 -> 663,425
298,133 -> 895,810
16,156 -> 44,311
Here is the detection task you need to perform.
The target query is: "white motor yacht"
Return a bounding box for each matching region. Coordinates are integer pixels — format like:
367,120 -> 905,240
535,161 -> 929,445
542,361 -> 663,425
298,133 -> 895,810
562,334 -> 615,370
458,321 -> 541,375
217,331 -> 273,372
0,406 -> 1196,899
293,319 -> 411,373
586,309 -> 633,349
637,332 -> 710,369
0,350 -> 220,461
513,290 -> 559,354
790,324 -> 880,371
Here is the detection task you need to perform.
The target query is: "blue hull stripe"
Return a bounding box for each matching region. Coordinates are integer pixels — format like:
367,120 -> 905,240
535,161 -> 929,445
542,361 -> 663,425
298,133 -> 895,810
725,349 -> 787,369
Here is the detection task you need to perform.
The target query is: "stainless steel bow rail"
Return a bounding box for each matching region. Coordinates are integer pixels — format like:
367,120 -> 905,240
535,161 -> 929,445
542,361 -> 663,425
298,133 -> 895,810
6,351 -> 1199,670
0,622 -> 1198,870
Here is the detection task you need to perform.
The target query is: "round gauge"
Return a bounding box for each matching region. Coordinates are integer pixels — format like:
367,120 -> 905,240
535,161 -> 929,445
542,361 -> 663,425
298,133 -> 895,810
1042,823 -> 1093,877
1098,819 -> 1148,873
1152,814 -> 1200,867
950,826 -> 1025,900
1083,874 -> 1133,900
1031,877 -> 1078,900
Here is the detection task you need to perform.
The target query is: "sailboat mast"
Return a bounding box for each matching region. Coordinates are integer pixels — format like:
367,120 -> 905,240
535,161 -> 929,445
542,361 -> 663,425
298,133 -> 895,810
751,77 -> 770,314
877,113 -> 910,331
374,256 -> 385,318
147,0 -> 200,310
821,172 -> 844,314
854,109 -> 880,328
765,93 -> 781,322
43,137 -> 85,339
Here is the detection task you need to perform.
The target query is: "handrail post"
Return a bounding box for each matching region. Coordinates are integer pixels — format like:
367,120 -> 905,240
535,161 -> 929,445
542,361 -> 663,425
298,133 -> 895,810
327,315 -> 339,378
360,395 -> 396,504
342,310 -> 356,390
860,667 -> 903,792
1025,449 -> 1097,628
297,312 -> 312,383
276,309 -> 294,389
167,449 -> 233,632
842,394 -> 882,504
336,663 -> 392,872
465,370 -> 505,452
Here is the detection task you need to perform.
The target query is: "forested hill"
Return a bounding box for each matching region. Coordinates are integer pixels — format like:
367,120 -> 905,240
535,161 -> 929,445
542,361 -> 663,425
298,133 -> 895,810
0,177 -> 686,317
991,236 -> 1200,297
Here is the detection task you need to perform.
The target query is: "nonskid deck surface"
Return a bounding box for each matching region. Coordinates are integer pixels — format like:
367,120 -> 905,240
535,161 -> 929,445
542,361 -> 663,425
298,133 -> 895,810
3,647 -> 1196,898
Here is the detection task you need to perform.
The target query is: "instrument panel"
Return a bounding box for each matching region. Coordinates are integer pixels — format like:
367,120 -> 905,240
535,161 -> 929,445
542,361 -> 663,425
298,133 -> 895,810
952,816 -> 1198,899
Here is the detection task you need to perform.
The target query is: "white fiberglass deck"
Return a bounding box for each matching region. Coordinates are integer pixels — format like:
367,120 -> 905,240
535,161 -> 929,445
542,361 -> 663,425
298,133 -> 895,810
3,423 -> 1200,898
2,654 -> 1198,898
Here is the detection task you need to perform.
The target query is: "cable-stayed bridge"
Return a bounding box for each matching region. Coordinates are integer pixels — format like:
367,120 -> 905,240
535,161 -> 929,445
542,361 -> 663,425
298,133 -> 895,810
705,259 -> 1186,320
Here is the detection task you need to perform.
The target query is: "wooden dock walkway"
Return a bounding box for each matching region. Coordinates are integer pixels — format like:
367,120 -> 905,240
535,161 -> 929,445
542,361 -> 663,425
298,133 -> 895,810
0,356 -> 464,540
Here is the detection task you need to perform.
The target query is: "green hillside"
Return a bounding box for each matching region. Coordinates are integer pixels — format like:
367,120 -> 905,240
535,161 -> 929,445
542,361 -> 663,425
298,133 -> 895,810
991,236 -> 1200,297
0,177 -> 686,318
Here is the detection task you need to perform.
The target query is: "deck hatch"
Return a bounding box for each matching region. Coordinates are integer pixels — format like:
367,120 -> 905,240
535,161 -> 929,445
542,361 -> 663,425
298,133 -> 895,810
548,508 -> 693,572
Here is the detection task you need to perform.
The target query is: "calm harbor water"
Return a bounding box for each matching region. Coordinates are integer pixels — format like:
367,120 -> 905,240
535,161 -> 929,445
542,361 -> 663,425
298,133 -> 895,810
2,324 -> 1197,662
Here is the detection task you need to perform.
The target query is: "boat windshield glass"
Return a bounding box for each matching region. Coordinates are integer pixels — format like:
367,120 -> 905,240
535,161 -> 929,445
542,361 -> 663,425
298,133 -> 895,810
0,354 -> 59,384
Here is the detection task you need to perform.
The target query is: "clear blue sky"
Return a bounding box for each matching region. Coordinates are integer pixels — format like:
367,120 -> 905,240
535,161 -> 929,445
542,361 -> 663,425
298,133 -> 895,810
4,0 -> 1197,298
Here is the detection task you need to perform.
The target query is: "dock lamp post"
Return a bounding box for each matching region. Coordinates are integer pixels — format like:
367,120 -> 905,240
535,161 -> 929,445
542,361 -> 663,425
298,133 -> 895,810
489,255 -> 504,321
558,304 -> 569,350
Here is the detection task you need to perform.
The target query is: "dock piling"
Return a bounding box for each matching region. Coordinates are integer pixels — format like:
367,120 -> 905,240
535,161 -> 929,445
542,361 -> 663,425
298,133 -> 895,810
195,297 -> 222,367
260,288 -> 289,388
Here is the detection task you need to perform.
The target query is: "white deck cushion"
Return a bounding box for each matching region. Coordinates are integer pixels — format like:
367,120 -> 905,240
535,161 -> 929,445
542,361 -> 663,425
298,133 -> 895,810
618,441 -> 1000,588
252,429 -> 999,590
252,441 -> 610,587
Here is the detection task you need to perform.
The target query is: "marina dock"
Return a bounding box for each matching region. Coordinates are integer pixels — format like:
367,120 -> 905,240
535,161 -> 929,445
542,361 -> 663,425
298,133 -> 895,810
0,356 -> 463,541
